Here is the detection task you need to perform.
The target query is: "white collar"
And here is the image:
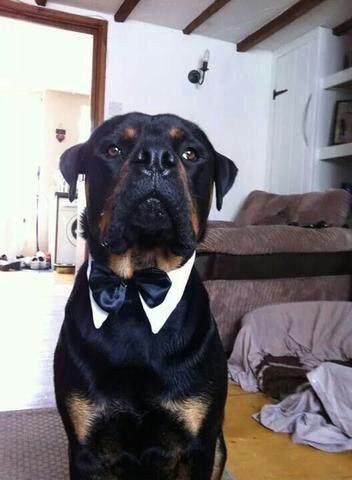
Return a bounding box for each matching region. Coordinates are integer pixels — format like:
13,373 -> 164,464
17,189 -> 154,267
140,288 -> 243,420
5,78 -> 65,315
87,252 -> 196,334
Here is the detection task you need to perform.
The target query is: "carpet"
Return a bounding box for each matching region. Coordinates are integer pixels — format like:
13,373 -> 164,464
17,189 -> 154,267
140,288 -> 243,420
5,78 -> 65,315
0,408 -> 234,479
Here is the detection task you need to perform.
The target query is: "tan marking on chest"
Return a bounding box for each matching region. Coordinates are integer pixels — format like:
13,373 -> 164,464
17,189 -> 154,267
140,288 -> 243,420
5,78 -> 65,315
163,397 -> 210,436
109,250 -> 134,279
109,247 -> 183,279
67,394 -> 103,443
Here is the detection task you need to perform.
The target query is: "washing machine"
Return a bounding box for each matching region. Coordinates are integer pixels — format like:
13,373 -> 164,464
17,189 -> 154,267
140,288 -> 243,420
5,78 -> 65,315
54,193 -> 78,266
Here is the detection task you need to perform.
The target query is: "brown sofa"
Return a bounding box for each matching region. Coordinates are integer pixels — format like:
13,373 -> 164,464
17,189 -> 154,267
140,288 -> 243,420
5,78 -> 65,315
196,189 -> 352,354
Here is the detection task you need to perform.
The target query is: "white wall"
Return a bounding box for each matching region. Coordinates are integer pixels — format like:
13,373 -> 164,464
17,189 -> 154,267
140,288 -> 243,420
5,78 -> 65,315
24,1 -> 273,220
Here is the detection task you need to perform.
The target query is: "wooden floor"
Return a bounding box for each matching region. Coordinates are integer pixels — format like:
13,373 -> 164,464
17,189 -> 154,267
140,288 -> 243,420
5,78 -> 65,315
0,270 -> 351,479
224,385 -> 352,480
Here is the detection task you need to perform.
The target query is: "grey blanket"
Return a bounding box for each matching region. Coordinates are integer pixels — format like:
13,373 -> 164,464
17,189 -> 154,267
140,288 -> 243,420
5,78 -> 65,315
228,301 -> 352,391
228,301 -> 352,452
254,362 -> 352,452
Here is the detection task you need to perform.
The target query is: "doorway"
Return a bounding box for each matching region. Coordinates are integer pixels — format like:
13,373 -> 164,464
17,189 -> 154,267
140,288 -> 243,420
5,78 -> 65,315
0,3 -> 106,412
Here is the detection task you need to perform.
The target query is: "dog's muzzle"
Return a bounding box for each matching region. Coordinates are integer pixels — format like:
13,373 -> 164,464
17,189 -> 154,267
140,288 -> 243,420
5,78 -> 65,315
101,146 -> 195,253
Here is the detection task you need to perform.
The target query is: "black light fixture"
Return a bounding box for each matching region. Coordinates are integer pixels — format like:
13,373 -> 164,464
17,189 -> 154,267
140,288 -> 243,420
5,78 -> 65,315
188,50 -> 210,85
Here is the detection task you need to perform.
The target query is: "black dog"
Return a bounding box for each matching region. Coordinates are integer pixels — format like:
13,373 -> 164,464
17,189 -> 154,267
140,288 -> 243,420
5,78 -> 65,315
54,112 -> 237,480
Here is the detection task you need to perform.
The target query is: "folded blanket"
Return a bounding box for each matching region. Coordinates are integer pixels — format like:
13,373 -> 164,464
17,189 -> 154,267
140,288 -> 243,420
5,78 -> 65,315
256,354 -> 308,400
254,362 -> 352,452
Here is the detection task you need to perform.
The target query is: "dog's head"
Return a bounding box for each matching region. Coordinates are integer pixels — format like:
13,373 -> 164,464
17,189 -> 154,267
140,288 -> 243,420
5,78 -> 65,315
60,113 -> 237,273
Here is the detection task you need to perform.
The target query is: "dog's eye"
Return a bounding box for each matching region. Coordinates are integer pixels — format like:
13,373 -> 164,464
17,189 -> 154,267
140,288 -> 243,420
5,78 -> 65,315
106,145 -> 122,157
182,148 -> 198,162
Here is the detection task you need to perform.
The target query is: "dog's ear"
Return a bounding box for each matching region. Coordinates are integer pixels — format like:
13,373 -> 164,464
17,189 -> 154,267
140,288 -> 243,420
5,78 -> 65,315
60,143 -> 85,202
214,152 -> 238,210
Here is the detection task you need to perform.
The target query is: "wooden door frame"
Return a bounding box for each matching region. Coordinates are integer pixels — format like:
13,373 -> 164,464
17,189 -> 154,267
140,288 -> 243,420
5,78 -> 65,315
0,0 -> 107,129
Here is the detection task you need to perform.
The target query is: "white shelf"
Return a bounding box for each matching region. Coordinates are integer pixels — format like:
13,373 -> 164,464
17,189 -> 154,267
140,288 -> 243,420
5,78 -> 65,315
322,67 -> 352,90
319,142 -> 352,161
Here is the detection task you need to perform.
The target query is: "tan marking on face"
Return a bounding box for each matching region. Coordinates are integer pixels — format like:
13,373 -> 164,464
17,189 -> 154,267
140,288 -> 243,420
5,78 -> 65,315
67,394 -> 102,444
177,161 -> 200,239
169,127 -> 184,140
109,250 -> 134,279
122,127 -> 137,140
163,397 -> 210,436
99,209 -> 113,238
98,161 -> 131,240
191,206 -> 200,239
211,437 -> 225,480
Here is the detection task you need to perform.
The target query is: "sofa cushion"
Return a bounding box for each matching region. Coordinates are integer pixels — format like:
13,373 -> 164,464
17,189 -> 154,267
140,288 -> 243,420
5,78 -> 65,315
234,189 -> 351,227
199,224 -> 352,256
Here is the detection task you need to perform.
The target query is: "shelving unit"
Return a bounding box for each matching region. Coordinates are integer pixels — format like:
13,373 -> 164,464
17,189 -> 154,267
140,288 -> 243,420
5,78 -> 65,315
318,64 -> 352,163
322,66 -> 352,90
319,142 -> 352,161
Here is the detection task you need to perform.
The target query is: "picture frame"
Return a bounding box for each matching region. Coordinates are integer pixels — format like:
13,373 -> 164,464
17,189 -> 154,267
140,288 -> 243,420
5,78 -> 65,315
332,100 -> 352,145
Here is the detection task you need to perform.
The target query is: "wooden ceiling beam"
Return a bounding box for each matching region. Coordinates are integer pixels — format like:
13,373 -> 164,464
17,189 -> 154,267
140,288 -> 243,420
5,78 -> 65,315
333,17 -> 352,36
236,0 -> 327,52
183,0 -> 231,35
114,0 -> 141,22
35,0 -> 47,5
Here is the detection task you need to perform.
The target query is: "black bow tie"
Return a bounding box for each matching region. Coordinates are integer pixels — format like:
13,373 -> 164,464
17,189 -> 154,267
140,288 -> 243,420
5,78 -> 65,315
88,261 -> 172,314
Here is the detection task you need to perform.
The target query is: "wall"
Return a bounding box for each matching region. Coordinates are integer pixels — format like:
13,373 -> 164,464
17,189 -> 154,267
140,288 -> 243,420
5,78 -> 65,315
24,1 -> 273,220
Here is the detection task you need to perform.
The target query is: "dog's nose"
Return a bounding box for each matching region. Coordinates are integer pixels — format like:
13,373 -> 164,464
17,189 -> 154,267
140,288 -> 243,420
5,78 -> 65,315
133,147 -> 176,173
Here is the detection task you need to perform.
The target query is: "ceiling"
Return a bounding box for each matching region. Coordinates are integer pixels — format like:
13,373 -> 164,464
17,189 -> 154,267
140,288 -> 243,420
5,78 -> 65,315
53,0 -> 352,50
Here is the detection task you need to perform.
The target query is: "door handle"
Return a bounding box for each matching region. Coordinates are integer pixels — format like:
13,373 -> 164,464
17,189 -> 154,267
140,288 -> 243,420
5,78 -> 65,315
302,94 -> 312,147
273,88 -> 288,100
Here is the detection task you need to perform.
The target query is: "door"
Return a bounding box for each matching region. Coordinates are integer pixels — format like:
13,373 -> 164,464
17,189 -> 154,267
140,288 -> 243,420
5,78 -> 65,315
269,36 -> 318,194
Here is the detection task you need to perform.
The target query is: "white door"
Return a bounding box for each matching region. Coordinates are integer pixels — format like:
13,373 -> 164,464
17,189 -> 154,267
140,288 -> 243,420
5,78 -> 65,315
269,36 -> 317,194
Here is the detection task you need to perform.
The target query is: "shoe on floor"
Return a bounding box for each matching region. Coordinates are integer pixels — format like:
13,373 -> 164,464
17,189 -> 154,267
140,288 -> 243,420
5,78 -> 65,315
30,257 -> 40,270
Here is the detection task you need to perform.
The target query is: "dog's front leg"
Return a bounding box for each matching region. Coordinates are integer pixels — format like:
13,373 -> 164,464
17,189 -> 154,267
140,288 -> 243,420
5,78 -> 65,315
68,442 -> 85,480
68,442 -> 100,480
188,434 -> 222,480
210,432 -> 227,480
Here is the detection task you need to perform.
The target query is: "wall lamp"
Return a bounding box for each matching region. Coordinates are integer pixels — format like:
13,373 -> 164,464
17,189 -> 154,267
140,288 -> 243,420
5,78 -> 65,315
188,50 -> 210,85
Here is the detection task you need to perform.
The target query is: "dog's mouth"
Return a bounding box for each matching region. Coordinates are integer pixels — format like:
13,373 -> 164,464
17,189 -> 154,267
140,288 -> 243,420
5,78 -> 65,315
136,196 -> 170,221
129,195 -> 174,235
102,191 -> 190,254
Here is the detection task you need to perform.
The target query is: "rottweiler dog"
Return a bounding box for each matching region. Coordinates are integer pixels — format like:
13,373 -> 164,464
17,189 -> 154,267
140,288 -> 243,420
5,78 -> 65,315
54,112 -> 237,480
